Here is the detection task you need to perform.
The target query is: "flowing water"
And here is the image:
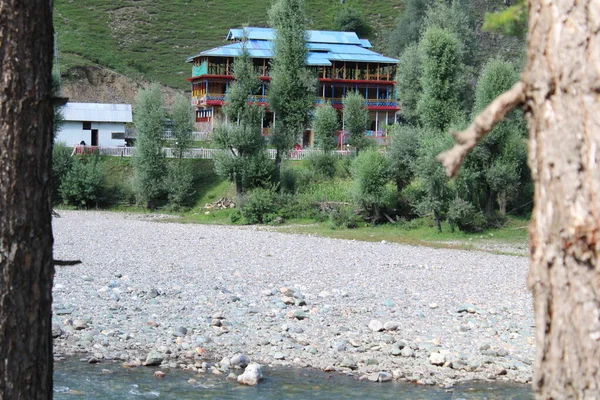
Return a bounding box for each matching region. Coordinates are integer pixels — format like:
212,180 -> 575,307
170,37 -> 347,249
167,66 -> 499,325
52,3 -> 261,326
54,359 -> 532,399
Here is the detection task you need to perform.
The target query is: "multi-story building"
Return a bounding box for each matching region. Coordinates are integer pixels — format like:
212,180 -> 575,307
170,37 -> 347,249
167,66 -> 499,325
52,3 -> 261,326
186,27 -> 398,147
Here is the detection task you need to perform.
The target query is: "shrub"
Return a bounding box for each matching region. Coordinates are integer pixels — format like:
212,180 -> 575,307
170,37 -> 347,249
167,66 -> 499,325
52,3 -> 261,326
307,152 -> 337,180
240,186 -> 278,224
351,149 -> 391,220
59,156 -> 105,208
447,198 -> 486,233
280,166 -> 298,194
166,161 -> 196,209
52,142 -> 73,201
328,205 -> 360,229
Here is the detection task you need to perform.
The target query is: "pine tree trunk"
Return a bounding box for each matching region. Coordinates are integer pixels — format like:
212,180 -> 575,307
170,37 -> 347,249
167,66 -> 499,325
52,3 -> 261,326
524,0 -> 600,397
0,0 -> 55,398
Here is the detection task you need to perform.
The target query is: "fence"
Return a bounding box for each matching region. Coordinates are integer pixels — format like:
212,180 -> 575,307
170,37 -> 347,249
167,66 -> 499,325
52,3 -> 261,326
85,146 -> 356,160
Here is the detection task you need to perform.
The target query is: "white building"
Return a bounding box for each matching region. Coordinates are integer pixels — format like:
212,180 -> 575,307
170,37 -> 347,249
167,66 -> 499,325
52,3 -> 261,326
56,102 -> 132,147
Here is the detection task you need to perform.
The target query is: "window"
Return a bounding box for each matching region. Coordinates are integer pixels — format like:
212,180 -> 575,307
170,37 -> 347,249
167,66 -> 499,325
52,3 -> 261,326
82,122 -> 91,130
111,132 -> 125,139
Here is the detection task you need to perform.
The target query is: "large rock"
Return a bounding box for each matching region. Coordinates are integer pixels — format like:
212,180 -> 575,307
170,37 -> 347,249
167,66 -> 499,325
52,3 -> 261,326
230,354 -> 250,369
368,320 -> 384,332
429,352 -> 446,366
144,350 -> 164,366
237,363 -> 263,386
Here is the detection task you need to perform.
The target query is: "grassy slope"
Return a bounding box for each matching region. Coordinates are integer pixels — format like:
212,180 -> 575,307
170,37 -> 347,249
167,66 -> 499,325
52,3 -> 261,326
54,0 -> 403,89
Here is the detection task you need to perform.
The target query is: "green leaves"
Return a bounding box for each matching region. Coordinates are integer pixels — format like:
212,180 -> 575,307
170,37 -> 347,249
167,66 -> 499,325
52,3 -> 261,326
343,91 -> 369,152
313,102 -> 339,153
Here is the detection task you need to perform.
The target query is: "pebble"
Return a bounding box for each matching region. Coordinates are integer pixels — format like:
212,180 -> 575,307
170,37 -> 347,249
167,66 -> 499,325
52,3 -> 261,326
368,320 -> 384,332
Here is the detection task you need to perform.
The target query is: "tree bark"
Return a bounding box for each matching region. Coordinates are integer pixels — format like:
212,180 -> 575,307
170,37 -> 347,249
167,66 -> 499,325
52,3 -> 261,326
0,0 -> 55,398
524,0 -> 600,398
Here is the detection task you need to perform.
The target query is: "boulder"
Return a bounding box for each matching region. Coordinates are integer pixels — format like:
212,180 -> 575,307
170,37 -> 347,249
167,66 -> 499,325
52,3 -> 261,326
237,363 -> 263,386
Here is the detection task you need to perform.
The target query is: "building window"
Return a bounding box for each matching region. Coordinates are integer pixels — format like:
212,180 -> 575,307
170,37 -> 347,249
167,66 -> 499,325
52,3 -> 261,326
82,122 -> 91,130
111,132 -> 125,139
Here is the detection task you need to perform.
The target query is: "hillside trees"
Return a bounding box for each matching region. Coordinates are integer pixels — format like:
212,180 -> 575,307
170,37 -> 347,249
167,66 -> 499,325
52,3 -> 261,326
396,44 -> 422,125
213,36 -> 272,197
438,2 -> 600,397
0,0 -> 55,397
387,0 -> 430,58
268,0 -> 316,181
133,83 -> 167,209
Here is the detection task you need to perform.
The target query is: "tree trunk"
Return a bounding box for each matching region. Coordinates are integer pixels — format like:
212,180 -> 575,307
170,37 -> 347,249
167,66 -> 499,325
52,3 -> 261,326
497,190 -> 507,215
0,0 -> 55,398
485,186 -> 496,216
524,0 -> 600,397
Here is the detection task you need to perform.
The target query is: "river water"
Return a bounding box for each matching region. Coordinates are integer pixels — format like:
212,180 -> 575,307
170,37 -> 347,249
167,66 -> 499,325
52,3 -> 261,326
54,360 -> 532,399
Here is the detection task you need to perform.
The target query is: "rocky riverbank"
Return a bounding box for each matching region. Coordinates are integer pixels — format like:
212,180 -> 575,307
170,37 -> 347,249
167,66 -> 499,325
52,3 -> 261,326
52,211 -> 534,388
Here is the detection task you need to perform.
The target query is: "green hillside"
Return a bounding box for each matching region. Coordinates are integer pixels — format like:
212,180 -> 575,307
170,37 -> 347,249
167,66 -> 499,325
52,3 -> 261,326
54,0 -> 404,89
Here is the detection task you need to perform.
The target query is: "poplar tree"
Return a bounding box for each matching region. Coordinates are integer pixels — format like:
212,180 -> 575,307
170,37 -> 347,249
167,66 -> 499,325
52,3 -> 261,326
312,102 -> 338,153
170,93 -> 194,159
342,91 -> 368,154
133,83 -> 167,209
213,35 -> 272,197
268,0 -> 316,181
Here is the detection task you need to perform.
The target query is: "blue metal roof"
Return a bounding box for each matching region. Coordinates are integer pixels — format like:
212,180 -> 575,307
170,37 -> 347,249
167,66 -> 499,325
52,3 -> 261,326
227,27 -> 364,46
187,28 -> 397,66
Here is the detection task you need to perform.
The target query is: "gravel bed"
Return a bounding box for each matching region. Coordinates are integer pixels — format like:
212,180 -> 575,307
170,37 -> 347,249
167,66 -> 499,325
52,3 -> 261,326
52,210 -> 534,387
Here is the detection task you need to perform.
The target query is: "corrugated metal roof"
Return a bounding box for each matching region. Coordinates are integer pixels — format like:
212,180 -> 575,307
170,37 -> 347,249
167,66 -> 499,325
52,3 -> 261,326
227,27 -> 364,46
62,103 -> 132,123
187,38 -> 397,65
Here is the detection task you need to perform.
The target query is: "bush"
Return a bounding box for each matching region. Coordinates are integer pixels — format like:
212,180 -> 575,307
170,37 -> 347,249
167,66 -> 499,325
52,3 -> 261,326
52,142 -> 73,201
328,205 -> 360,229
280,166 -> 298,194
59,156 -> 105,208
351,149 -> 391,220
307,152 -> 337,179
240,186 -> 278,224
447,198 -> 486,233
166,161 -> 196,209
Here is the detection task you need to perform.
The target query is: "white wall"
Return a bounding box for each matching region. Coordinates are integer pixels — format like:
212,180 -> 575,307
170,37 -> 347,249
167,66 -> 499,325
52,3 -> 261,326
56,121 -> 126,147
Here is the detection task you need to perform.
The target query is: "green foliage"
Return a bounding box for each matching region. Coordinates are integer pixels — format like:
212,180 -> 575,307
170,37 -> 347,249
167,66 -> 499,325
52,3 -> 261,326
280,165 -> 298,194
223,35 -> 261,122
166,160 -> 196,209
240,186 -> 278,224
396,44 -> 422,125
328,205 -> 360,229
463,58 -> 528,215
307,152 -> 337,180
213,149 -> 274,194
447,198 -> 485,233
351,149 -> 391,220
343,91 -> 368,152
312,102 -> 339,152
133,83 -> 167,208
52,142 -> 74,201
59,156 -> 105,208
483,0 -> 527,39
387,124 -> 420,192
414,130 -> 455,231
333,6 -> 371,37
269,0 -> 316,164
170,93 -> 194,159
387,0 -> 430,58
417,27 -> 463,131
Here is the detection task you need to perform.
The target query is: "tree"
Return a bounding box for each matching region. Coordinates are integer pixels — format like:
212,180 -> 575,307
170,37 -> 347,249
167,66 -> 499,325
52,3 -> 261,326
213,35 -> 272,197
387,124 -> 420,194
351,149 -> 391,222
387,0 -> 430,58
312,102 -> 339,153
438,2 -> 600,397
417,26 -> 463,131
133,83 -> 167,209
170,93 -> 194,159
343,91 -> 368,154
333,6 -> 371,37
0,0 -> 55,397
268,0 -> 316,181
396,44 -> 422,125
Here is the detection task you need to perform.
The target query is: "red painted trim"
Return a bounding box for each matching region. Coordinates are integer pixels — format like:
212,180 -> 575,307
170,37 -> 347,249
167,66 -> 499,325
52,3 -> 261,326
367,106 -> 400,111
188,74 -> 272,82
206,100 -> 224,105
318,78 -> 396,85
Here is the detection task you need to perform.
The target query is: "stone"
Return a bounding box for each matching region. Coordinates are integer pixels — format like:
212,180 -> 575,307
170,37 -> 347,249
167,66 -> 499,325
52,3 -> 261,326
52,323 -> 64,338
401,347 -> 415,357
211,319 -> 222,327
286,310 -> 309,320
429,303 -> 439,309
149,288 -> 160,298
174,326 -> 188,337
237,363 -> 263,386
382,299 -> 394,308
227,373 -> 237,381
429,352 -> 446,366
230,354 -> 250,369
273,352 -> 285,360
368,320 -> 384,332
280,287 -> 295,297
383,321 -> 399,331
340,357 -> 357,369
144,350 -> 164,366
73,320 -> 88,330
153,371 -> 166,378
282,296 -> 295,305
